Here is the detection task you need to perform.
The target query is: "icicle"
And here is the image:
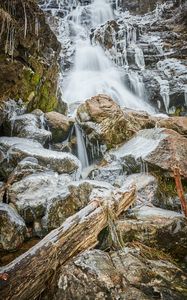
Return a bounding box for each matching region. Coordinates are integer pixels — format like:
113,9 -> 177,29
22,2 -> 27,39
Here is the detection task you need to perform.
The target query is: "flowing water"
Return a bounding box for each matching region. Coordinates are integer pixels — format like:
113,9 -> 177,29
40,0 -> 154,114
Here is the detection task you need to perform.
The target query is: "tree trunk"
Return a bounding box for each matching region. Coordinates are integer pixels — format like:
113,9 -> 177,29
0,185 -> 135,300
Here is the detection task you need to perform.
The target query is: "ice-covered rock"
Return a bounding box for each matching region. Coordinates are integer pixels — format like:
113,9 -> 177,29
8,174 -> 114,234
0,203 -> 27,251
117,205 -> 187,260
109,127 -> 187,177
4,112 -> 51,145
0,137 -> 81,178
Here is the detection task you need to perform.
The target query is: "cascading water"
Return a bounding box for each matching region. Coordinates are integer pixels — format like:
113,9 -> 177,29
59,0 -> 154,113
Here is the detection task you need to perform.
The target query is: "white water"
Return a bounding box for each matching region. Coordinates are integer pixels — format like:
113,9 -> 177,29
61,0 -> 154,113
74,124 -> 89,169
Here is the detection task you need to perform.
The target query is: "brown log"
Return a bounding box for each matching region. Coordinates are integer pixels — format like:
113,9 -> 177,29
0,184 -> 135,300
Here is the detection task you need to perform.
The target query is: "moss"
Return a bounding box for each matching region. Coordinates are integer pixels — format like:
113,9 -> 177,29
31,73 -> 41,86
152,169 -> 187,200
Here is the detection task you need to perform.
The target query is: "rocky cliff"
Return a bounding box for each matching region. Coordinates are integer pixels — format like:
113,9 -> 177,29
0,0 -> 61,112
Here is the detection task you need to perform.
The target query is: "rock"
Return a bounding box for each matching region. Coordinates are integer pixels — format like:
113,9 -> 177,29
42,180 -> 114,231
124,173 -> 158,205
0,203 -> 27,251
8,174 -> 114,234
154,116 -> 187,136
0,137 -> 43,178
77,94 -> 154,150
5,113 -> 51,145
8,172 -> 72,225
87,161 -> 124,187
118,0 -> 165,14
41,247 -> 187,299
0,0 -> 61,112
45,111 -> 74,143
109,127 -> 187,178
5,157 -> 49,186
0,137 -> 81,179
117,205 -> 187,260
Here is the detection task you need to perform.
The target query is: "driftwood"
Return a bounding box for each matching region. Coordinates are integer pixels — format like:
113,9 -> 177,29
0,184 -> 135,300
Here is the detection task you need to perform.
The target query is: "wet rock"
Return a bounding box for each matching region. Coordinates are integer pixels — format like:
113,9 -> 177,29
0,137 -> 81,178
87,161 -> 124,187
125,173 -> 158,205
77,95 -> 154,150
5,113 -> 51,145
0,137 -> 43,179
8,175 -> 113,234
117,205 -> 187,260
8,172 -> 72,225
41,247 -> 187,300
5,157 -> 49,186
42,180 -> 113,231
109,127 -> 187,178
0,203 -> 27,251
45,111 -> 74,143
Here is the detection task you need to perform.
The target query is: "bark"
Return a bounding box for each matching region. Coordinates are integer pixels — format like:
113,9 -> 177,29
0,185 -> 135,300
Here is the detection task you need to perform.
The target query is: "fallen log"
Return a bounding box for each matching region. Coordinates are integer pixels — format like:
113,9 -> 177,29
0,183 -> 135,300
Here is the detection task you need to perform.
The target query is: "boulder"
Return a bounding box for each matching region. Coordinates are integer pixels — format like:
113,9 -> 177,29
42,180 -> 114,231
8,174 -> 114,234
0,203 -> 27,251
45,111 -> 74,143
5,112 -> 51,145
77,94 -> 154,150
8,172 -> 72,225
117,205 -> 187,260
0,137 -> 43,178
0,137 -> 81,179
5,157 -> 50,186
87,161 -> 124,187
124,173 -> 158,205
154,116 -> 187,136
41,247 -> 187,299
109,127 -> 187,178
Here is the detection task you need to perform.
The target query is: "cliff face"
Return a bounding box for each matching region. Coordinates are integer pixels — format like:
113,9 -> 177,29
0,0 -> 61,112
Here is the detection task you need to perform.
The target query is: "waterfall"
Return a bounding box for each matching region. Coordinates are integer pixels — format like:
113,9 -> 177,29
74,124 -> 89,169
62,0 -> 154,113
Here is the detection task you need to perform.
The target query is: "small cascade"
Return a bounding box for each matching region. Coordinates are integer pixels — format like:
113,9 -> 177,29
74,124 -> 89,169
140,159 -> 149,175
